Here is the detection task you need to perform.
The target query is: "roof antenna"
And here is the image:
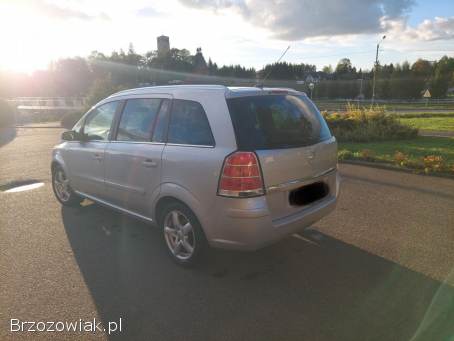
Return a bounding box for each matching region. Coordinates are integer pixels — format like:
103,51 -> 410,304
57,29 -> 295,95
256,45 -> 291,88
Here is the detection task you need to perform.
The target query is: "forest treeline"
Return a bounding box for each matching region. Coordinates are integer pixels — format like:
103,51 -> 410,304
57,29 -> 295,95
1,44 -> 453,100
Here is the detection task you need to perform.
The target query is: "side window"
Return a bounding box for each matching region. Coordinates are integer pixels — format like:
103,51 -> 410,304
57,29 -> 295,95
167,100 -> 215,146
152,99 -> 171,143
117,99 -> 162,142
83,101 -> 118,141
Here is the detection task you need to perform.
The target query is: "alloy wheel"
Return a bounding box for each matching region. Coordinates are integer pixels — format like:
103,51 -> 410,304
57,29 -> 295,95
53,169 -> 71,202
163,210 -> 196,260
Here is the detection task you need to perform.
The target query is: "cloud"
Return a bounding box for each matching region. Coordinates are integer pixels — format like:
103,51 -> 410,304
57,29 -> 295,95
179,0 -> 414,40
137,6 -> 163,17
386,16 -> 454,41
24,0 -> 110,21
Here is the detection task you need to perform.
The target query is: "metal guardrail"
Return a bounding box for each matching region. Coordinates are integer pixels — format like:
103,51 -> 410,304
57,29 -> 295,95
7,97 -> 87,111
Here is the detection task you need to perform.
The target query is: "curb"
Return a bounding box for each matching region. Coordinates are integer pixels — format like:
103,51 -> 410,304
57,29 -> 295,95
339,160 -> 454,180
418,130 -> 454,138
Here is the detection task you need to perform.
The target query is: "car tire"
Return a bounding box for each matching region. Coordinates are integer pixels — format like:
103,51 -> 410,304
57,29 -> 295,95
52,165 -> 83,207
159,201 -> 207,267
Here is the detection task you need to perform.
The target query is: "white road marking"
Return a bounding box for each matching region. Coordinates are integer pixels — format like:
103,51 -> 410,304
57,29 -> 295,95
292,233 -> 320,246
4,182 -> 44,193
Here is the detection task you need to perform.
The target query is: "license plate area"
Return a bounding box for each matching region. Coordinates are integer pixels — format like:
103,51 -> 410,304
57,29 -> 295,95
289,182 -> 329,206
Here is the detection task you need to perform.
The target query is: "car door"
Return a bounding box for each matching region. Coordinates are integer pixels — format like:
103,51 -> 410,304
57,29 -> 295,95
64,101 -> 120,199
103,96 -> 172,216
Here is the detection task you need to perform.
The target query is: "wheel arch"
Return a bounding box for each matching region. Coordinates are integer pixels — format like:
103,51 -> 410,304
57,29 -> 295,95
155,197 -> 185,222
51,160 -> 62,174
153,183 -> 211,240
51,151 -> 69,175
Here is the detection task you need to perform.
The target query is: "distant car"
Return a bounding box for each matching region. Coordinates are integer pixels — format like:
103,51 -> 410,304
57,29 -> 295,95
51,85 -> 339,265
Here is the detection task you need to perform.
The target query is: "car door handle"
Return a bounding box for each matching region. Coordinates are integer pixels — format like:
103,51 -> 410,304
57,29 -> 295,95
93,153 -> 103,160
142,159 -> 158,168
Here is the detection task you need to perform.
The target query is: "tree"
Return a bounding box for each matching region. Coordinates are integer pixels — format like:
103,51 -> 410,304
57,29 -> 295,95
335,58 -> 355,79
192,48 -> 208,75
411,59 -> 433,78
51,58 -> 92,96
430,56 -> 454,98
322,65 -> 333,74
216,65 -> 255,79
207,58 -> 216,75
259,62 -> 315,80
85,74 -> 124,107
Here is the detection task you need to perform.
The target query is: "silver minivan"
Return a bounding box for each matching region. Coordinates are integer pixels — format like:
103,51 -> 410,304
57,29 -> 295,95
52,85 -> 339,265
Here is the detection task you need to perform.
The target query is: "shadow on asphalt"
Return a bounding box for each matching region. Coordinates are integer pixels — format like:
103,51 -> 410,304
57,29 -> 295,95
62,204 -> 454,341
343,173 -> 454,201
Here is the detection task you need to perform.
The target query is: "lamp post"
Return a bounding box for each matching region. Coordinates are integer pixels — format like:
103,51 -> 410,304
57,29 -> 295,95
359,74 -> 364,100
372,35 -> 386,104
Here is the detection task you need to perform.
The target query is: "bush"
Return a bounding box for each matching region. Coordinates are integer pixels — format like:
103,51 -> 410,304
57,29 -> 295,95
339,145 -> 453,174
337,149 -> 354,160
0,99 -> 15,128
324,104 -> 418,142
394,151 -> 409,167
61,111 -> 84,129
422,155 -> 446,173
359,149 -> 375,161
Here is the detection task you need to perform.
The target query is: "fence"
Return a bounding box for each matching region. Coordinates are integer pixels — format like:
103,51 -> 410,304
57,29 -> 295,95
7,97 -> 87,112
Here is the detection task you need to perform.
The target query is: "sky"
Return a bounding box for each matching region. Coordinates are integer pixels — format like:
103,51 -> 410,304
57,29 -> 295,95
0,0 -> 453,73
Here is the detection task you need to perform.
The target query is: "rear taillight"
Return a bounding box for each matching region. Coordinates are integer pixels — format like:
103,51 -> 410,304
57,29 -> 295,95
218,151 -> 265,197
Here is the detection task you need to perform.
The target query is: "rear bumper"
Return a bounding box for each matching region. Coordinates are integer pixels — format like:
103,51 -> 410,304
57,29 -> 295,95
207,171 -> 339,251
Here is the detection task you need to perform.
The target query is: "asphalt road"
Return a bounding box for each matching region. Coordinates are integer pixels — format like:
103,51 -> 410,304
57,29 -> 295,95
1,127 -> 454,341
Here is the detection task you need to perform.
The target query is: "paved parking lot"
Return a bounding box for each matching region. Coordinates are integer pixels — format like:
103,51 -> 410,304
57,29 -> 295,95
1,127 -> 454,340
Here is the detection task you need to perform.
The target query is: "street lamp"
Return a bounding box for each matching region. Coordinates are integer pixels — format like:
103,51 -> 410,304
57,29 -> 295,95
372,35 -> 386,104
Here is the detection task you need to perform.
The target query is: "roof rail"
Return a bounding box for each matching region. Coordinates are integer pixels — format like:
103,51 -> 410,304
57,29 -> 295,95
109,84 -> 229,97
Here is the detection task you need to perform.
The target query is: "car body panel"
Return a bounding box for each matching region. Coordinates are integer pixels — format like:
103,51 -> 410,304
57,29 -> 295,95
256,136 -> 338,221
104,141 -> 165,215
63,140 -> 108,198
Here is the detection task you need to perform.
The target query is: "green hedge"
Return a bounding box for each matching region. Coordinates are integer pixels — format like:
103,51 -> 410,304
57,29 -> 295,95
0,99 -> 15,128
323,105 -> 418,142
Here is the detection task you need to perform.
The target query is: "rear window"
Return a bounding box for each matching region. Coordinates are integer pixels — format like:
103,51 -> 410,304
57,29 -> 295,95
227,95 -> 331,150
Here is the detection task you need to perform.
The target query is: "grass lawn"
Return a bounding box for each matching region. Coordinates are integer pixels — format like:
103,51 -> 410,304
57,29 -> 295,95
339,136 -> 454,166
398,117 -> 454,131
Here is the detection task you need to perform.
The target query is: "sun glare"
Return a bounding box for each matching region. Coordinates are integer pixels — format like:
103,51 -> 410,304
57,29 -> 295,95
0,3 -> 51,73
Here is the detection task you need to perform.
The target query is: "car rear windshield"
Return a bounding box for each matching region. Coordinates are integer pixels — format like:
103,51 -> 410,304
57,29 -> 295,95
226,94 -> 332,150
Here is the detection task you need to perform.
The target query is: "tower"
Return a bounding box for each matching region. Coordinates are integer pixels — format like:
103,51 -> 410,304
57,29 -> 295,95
157,35 -> 170,57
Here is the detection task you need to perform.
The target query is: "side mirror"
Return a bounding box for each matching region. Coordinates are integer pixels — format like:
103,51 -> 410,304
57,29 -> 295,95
61,131 -> 87,141
61,131 -> 77,141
